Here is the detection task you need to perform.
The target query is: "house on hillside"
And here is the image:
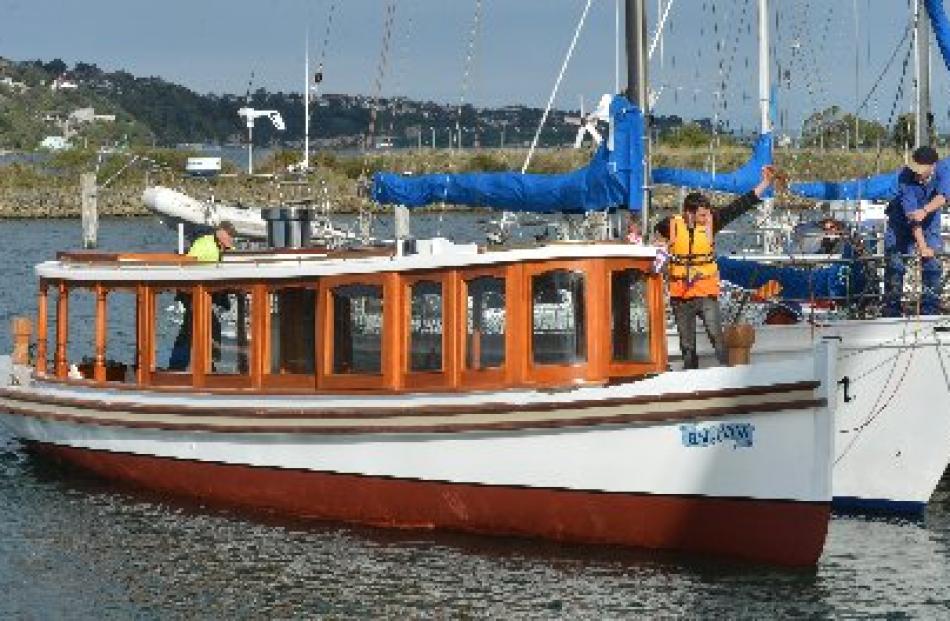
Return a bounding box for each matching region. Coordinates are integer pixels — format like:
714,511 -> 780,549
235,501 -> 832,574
51,75 -> 79,91
0,76 -> 27,93
68,107 -> 116,124
40,136 -> 70,151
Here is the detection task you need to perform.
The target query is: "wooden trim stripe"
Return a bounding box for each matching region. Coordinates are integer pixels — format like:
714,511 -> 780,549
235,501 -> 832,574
0,384 -> 824,435
0,380 -> 819,420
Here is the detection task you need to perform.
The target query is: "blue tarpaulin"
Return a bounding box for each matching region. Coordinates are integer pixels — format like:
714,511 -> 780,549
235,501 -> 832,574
925,0 -> 950,73
652,133 -> 773,194
789,170 -> 900,201
718,250 -> 866,301
372,96 -> 644,213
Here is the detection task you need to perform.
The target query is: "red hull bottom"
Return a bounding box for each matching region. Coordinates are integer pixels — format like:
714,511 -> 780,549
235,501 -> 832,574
29,443 -> 829,566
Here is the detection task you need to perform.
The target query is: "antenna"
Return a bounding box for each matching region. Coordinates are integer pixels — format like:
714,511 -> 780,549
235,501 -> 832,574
237,106 -> 286,175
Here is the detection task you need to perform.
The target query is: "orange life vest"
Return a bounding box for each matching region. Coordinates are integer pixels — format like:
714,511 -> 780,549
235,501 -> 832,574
668,214 -> 720,299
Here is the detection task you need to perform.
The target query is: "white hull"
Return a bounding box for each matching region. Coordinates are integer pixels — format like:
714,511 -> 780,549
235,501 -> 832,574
672,316 -> 950,511
0,349 -> 836,565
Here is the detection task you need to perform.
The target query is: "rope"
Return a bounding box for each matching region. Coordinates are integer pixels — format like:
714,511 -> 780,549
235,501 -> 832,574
366,0 -> 397,147
522,0 -> 593,174
456,0 -> 483,149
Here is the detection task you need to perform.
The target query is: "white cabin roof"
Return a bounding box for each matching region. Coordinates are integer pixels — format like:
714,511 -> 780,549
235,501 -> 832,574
36,240 -> 661,283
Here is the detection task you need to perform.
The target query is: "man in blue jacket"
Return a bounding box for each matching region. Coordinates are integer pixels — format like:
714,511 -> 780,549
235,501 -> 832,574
883,146 -> 949,316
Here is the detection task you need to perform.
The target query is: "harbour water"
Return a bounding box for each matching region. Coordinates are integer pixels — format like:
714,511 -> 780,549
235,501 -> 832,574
0,218 -> 948,617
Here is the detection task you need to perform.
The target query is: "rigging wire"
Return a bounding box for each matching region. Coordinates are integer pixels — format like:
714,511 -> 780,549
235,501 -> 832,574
456,0 -> 483,150
522,0 -> 594,174
366,0 -> 398,148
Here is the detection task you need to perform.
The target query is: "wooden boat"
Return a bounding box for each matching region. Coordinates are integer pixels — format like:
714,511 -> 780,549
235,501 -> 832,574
0,240 -> 838,566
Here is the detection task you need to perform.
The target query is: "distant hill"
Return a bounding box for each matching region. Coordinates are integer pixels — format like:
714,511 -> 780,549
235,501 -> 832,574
0,57 -> 712,151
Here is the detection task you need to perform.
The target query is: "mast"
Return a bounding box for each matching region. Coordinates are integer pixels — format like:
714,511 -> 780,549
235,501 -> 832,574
626,0 -> 650,234
304,30 -> 311,170
758,0 -> 771,136
758,0 -> 774,252
915,0 -> 932,148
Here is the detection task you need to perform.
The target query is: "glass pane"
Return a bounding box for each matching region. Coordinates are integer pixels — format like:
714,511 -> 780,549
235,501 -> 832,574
154,289 -> 192,372
409,281 -> 443,372
105,290 -> 137,382
611,270 -> 652,363
532,270 -> 586,365
270,288 -> 316,375
66,288 -> 95,378
209,290 -> 253,375
465,276 -> 505,370
332,284 -> 383,374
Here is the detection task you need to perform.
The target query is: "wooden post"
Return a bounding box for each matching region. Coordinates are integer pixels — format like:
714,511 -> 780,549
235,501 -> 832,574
136,284 -> 149,385
394,205 -> 410,243
36,281 -> 48,375
11,316 -> 32,365
192,286 -> 206,388
723,323 -> 756,366
94,284 -> 107,382
81,172 -> 98,249
55,282 -> 69,378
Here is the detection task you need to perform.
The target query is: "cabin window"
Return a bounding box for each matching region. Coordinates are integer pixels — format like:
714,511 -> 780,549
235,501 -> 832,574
464,276 -> 505,370
65,287 -> 95,375
531,270 -> 586,365
269,287 -> 316,375
332,284 -> 383,374
408,280 -> 443,372
611,269 -> 652,363
153,289 -> 193,372
104,289 -> 137,382
63,286 -> 95,378
207,289 -> 253,375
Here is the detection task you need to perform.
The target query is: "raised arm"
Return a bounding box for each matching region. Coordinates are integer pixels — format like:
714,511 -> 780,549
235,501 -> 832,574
714,166 -> 776,234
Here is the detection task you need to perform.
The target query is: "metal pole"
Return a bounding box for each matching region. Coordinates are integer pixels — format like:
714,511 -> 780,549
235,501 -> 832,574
915,0 -> 932,147
758,0 -> 774,253
304,30 -> 311,170
626,0 -> 650,236
80,172 -> 98,249
248,125 -> 254,175
853,0 -> 860,149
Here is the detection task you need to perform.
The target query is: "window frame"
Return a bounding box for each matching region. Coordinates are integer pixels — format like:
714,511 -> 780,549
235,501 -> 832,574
401,271 -> 459,391
522,260 -> 602,386
318,273 -> 397,391
457,266 -> 521,389
604,258 -> 667,378
263,280 -> 319,391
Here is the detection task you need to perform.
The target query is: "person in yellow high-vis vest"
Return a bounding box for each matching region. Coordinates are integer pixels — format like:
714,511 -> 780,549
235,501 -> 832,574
667,166 -> 776,369
169,222 -> 238,370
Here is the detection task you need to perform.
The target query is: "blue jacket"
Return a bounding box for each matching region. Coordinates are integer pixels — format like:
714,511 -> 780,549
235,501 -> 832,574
885,161 -> 950,253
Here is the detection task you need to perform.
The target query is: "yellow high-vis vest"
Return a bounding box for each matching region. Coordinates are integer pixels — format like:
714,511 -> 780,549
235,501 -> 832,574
186,235 -> 221,263
668,215 -> 720,298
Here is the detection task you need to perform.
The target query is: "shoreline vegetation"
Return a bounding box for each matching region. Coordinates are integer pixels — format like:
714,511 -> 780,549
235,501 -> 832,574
0,146 -> 908,220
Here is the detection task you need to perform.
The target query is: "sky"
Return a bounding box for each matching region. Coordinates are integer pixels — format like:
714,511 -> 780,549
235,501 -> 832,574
0,0 -> 945,136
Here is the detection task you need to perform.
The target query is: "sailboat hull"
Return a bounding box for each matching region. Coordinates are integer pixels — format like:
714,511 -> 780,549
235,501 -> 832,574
672,316 -> 950,514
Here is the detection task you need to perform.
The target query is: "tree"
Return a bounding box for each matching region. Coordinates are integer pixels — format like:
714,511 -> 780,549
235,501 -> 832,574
801,106 -> 888,149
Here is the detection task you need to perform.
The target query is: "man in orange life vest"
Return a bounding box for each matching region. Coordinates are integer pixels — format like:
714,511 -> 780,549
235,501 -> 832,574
665,166 -> 777,369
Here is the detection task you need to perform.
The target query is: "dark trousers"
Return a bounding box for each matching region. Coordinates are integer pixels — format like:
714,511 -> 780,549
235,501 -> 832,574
671,296 -> 727,369
883,252 -> 943,317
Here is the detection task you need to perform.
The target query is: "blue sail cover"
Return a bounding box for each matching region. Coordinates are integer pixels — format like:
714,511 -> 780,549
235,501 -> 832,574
925,0 -> 950,73
652,132 -> 773,194
372,96 -> 644,213
789,170 -> 899,201
718,250 -> 866,301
